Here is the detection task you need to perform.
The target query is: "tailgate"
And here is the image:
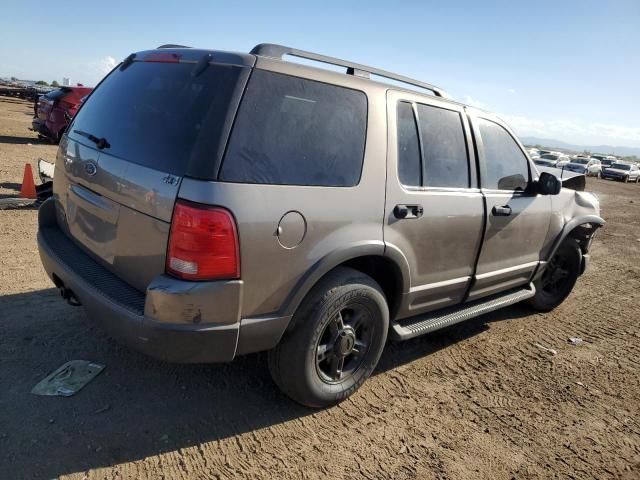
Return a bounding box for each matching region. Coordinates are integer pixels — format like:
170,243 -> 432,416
37,97 -> 52,121
54,136 -> 178,291
52,54 -> 252,291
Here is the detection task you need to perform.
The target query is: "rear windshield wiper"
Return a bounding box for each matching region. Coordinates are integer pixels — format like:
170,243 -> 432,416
73,130 -> 110,150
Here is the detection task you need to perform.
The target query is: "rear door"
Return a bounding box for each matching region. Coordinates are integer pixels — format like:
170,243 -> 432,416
467,114 -> 552,300
384,91 -> 484,317
54,55 -> 252,291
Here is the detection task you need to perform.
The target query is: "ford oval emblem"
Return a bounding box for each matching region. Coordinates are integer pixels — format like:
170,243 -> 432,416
84,162 -> 97,176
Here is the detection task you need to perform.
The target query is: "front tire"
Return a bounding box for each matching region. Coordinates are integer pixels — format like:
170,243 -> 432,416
528,242 -> 582,312
268,267 -> 389,408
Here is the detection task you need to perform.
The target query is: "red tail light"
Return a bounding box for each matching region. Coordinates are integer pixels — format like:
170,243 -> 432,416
167,200 -> 240,281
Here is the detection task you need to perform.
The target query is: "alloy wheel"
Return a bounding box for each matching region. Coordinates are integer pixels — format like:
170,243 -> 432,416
315,305 -> 374,384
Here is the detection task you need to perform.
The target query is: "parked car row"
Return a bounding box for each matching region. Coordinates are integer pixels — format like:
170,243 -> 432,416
528,148 -> 640,183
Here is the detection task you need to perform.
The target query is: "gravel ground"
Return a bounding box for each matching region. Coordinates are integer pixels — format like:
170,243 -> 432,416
0,97 -> 639,479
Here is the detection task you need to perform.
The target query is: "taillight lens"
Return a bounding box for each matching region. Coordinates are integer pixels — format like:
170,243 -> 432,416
167,200 -> 240,281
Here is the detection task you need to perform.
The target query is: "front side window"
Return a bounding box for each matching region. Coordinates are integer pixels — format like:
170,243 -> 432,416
477,118 -> 530,191
220,70 -> 367,186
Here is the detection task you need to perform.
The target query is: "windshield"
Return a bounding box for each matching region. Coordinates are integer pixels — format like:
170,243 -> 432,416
68,61 -> 248,176
540,154 -> 558,160
572,159 -> 589,164
611,163 -> 631,170
602,159 -> 614,165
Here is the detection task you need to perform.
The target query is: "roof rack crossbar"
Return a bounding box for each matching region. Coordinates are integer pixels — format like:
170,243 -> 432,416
250,43 -> 449,98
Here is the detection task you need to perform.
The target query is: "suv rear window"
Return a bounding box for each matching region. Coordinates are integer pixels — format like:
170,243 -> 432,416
68,61 -> 249,176
44,88 -> 71,101
220,70 -> 367,187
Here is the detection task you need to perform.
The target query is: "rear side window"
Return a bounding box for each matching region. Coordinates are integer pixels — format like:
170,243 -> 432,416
397,102 -> 421,186
477,118 -> 530,191
417,104 -> 469,188
220,70 -> 367,186
68,61 -> 248,176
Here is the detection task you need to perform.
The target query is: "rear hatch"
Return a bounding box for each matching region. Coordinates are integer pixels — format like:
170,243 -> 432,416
53,50 -> 253,291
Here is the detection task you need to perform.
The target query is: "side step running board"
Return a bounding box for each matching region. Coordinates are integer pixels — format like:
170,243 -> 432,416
391,284 -> 536,341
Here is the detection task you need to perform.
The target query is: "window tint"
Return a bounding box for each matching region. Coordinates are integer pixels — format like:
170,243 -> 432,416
68,62 -> 247,176
397,102 -> 421,186
220,70 -> 367,186
477,118 -> 530,191
416,104 -> 469,188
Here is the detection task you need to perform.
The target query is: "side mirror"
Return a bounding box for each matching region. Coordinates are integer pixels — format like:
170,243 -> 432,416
537,171 -> 561,195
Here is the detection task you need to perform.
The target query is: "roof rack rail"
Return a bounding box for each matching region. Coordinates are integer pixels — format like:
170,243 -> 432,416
250,43 -> 449,98
157,44 -> 191,49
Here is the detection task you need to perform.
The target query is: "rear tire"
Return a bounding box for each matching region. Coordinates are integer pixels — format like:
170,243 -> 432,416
528,242 -> 582,312
268,267 -> 389,408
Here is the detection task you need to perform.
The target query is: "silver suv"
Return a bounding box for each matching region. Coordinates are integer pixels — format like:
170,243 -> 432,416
37,44 -> 604,407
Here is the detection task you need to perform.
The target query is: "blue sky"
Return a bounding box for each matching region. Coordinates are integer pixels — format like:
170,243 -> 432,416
1,0 -> 638,148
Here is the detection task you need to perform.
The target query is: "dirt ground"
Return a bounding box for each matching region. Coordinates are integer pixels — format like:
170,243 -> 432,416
0,96 -> 639,480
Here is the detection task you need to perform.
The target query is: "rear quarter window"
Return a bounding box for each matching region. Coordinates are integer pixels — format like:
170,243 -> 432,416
220,70 -> 367,187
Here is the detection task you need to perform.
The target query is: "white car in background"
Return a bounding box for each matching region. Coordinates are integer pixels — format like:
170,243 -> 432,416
564,157 -> 602,177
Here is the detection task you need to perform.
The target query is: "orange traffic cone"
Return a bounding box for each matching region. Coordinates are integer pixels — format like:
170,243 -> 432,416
20,163 -> 37,199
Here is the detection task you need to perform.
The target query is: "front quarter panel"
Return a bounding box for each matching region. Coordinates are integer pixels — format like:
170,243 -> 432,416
539,188 -> 603,261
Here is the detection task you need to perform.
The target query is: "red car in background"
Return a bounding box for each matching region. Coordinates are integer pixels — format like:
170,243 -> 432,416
32,86 -> 93,143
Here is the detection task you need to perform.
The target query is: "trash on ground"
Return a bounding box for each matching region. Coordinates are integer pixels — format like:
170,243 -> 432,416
568,337 -> 584,346
533,342 -> 557,355
31,360 -> 105,397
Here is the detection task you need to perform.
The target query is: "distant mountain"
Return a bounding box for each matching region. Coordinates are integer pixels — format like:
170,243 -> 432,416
520,136 -> 640,157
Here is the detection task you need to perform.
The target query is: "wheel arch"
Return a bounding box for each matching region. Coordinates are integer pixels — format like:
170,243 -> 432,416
545,215 -> 604,262
280,242 -> 410,328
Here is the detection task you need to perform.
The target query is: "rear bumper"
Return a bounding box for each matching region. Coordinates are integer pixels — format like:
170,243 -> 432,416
37,199 -> 290,363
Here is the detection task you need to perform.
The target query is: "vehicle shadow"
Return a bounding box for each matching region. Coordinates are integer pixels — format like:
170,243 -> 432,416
0,287 -> 533,477
0,134 -> 42,145
377,303 -> 533,373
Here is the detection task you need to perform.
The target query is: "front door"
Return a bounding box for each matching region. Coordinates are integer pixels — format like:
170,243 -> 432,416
384,91 -> 484,318
467,115 -> 552,300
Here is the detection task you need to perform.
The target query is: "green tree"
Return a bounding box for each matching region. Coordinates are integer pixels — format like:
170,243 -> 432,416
35,80 -> 49,86
51,80 -> 60,87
